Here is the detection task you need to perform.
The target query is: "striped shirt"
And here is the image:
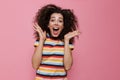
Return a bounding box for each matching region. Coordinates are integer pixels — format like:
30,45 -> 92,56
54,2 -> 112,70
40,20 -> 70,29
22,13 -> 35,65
34,34 -> 74,80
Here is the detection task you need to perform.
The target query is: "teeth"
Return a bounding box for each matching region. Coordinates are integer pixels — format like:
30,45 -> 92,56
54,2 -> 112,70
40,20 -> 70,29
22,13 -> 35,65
53,27 -> 59,31
53,27 -> 59,29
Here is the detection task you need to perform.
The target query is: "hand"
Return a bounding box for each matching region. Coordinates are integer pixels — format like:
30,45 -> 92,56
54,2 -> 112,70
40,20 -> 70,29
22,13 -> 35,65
64,30 -> 80,41
33,23 -> 46,41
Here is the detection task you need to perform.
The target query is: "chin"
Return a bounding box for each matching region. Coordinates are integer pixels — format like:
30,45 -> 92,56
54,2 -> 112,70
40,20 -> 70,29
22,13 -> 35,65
51,34 -> 59,37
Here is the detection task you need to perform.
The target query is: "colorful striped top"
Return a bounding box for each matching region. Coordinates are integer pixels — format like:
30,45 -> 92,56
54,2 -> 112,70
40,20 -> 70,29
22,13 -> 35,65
34,34 -> 74,79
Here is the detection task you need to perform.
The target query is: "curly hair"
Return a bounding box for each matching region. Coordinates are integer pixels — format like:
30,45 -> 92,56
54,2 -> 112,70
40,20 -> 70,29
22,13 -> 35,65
33,4 -> 78,44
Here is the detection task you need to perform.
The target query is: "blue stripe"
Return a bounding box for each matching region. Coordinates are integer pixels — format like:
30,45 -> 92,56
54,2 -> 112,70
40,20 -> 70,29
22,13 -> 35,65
36,70 -> 66,76
43,51 -> 64,55
44,42 -> 64,46
41,62 -> 63,66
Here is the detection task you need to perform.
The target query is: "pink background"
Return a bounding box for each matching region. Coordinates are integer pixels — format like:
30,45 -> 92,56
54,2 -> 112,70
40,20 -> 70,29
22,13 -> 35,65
0,0 -> 120,80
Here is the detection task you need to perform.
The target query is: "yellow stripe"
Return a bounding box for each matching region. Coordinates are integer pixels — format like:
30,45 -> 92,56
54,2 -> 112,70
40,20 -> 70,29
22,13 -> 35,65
38,67 -> 65,73
44,47 -> 64,49
43,57 -> 63,60
43,48 -> 64,50
42,60 -> 62,63
43,50 -> 64,52
42,58 -> 63,62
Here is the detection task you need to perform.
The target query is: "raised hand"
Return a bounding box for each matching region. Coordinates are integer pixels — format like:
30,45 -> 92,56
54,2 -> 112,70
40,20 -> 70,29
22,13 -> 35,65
33,23 -> 46,41
64,30 -> 80,41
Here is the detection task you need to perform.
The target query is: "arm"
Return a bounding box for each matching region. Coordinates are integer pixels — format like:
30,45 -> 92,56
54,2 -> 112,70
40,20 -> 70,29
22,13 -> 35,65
32,40 -> 44,70
64,30 -> 80,70
32,23 -> 46,70
64,40 -> 73,71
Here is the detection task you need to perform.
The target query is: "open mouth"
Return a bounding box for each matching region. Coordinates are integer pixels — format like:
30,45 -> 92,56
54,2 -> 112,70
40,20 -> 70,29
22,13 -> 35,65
52,27 -> 60,36
53,27 -> 59,31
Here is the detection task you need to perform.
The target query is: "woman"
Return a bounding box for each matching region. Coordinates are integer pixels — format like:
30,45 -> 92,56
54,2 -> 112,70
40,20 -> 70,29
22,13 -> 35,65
32,4 -> 80,80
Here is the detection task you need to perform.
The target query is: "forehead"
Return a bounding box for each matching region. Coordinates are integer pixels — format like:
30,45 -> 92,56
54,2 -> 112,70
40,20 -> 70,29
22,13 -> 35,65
50,13 -> 63,19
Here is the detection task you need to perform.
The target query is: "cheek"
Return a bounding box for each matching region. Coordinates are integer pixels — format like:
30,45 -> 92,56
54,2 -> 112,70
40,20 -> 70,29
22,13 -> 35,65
61,23 -> 64,29
61,25 -> 64,30
59,23 -> 64,29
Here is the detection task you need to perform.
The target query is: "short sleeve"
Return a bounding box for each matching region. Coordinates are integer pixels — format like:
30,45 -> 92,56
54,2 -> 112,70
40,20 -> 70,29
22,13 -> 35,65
34,40 -> 39,47
69,44 -> 74,50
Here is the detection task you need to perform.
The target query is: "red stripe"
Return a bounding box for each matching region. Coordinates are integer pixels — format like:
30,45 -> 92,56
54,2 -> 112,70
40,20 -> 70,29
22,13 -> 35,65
42,55 -> 63,58
46,38 -> 63,42
36,74 -> 66,79
44,46 -> 64,48
39,64 -> 65,69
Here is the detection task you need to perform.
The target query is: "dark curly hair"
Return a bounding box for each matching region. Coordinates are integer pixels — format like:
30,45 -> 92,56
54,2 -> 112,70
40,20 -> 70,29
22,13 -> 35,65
33,4 -> 78,44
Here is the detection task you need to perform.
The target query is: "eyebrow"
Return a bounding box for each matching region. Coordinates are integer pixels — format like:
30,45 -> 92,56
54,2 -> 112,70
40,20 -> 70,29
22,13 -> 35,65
51,17 -> 63,19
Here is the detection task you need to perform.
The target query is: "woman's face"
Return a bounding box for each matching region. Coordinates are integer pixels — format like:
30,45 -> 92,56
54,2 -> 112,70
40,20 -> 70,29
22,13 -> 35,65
48,13 -> 64,37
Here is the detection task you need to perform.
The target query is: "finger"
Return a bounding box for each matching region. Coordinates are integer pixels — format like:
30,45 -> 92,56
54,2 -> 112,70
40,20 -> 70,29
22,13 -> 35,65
76,30 -> 81,34
39,27 -> 43,33
75,31 -> 80,39
33,26 -> 38,31
43,31 -> 46,38
33,22 -> 38,27
32,27 -> 37,31
69,31 -> 79,38
34,23 -> 44,34
33,27 -> 40,33
33,25 -> 42,35
33,23 -> 40,31
73,30 -> 80,35
33,25 -> 40,32
33,24 -> 37,29
73,31 -> 80,37
34,23 -> 41,30
35,23 -> 44,33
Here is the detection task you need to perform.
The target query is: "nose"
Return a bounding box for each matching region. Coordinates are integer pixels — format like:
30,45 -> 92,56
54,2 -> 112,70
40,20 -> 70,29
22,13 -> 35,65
54,21 -> 58,25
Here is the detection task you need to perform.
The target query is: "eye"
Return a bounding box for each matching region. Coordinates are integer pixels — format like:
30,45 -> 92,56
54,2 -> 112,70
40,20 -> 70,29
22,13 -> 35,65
59,20 -> 63,23
50,19 -> 55,22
